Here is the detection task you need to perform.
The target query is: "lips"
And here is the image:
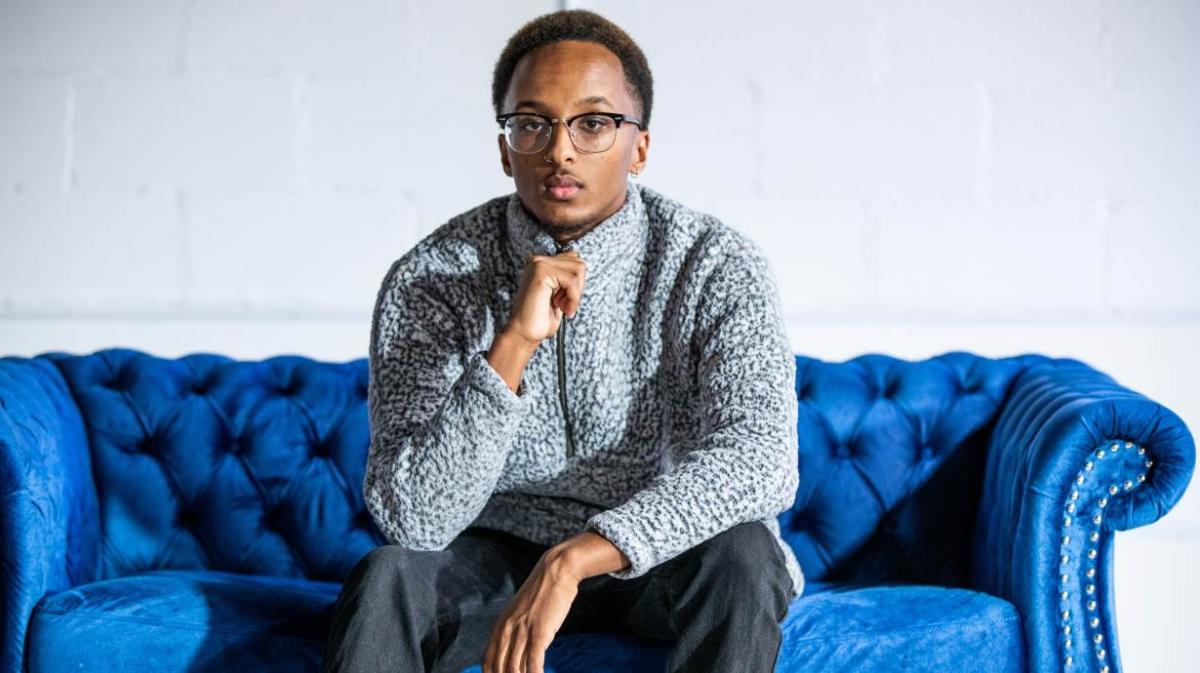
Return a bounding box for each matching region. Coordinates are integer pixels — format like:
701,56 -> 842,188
544,175 -> 583,201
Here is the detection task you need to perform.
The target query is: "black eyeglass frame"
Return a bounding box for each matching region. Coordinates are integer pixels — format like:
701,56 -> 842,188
495,111 -> 644,154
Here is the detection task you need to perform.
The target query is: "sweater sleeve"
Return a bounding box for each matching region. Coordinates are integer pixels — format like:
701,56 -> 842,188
363,253 -> 536,551
584,242 -> 799,579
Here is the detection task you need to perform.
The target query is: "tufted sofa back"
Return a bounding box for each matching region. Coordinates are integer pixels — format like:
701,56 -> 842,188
42,348 -> 382,584
37,347 -> 1050,587
778,351 -> 1048,587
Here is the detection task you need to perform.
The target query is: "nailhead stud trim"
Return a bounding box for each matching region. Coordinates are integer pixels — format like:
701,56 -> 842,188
1059,439 -> 1153,672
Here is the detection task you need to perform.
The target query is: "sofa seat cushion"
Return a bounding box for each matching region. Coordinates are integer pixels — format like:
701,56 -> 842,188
775,581 -> 1025,672
463,581 -> 1026,673
26,571 -> 1024,673
26,569 -> 340,672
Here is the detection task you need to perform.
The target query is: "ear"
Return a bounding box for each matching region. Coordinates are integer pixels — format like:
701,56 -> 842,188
629,130 -> 650,176
498,133 -> 513,177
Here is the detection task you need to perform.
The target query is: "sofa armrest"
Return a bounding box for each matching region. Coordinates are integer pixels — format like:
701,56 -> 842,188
0,356 -> 100,673
973,357 -> 1195,673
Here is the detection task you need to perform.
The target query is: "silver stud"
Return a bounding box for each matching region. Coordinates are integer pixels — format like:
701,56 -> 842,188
1090,532 -> 1099,542
1124,441 -> 1132,448
1062,553 -> 1070,564
1137,473 -> 1146,483
1062,590 -> 1069,600
1061,573 -> 1069,583
1071,490 -> 1080,501
1099,497 -> 1108,508
1065,638 -> 1073,649
1087,568 -> 1096,578
1123,480 -> 1133,490
1077,474 -> 1085,485
1064,625 -> 1072,635
1086,583 -> 1095,594
1090,617 -> 1100,628
1092,513 -> 1102,525
1088,600 -> 1096,611
1137,447 -> 1145,455
1145,458 -> 1153,468
1108,485 -> 1119,495
1100,665 -> 1109,673
1094,633 -> 1103,644
1066,655 -> 1074,666
1068,502 -> 1076,513
1085,461 -> 1094,471
1098,648 -> 1106,659
1063,609 -> 1070,620
1097,449 -> 1106,459
1065,516 -> 1073,527
1063,535 -> 1071,545
1088,549 -> 1097,559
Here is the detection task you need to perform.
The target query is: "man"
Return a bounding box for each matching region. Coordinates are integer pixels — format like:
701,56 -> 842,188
322,9 -> 802,673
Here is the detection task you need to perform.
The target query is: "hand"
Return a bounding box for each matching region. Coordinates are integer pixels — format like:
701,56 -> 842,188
504,249 -> 588,347
481,548 -> 580,673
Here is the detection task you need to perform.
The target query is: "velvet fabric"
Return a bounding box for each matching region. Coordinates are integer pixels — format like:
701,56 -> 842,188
2,347 -> 1193,672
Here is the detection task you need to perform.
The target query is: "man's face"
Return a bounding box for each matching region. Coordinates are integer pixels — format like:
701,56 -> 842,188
498,40 -> 650,243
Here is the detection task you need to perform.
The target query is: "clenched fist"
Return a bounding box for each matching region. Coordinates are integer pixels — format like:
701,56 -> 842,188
504,248 -> 588,347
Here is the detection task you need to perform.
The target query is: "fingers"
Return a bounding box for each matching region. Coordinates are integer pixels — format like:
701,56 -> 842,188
508,622 -> 529,673
483,619 -> 544,673
530,252 -> 586,319
526,630 -> 551,673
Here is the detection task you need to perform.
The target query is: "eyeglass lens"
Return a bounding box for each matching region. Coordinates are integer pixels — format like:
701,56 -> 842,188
502,114 -> 619,153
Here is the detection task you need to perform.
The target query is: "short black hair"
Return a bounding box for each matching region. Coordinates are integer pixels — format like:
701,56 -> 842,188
492,9 -> 654,130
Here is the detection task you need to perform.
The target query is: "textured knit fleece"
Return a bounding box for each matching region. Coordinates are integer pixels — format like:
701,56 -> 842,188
364,176 -> 804,600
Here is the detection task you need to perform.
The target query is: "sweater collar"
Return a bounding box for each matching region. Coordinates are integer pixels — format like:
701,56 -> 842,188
504,176 -> 647,283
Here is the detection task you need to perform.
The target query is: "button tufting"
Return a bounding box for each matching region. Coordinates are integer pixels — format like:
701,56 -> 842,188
176,506 -> 194,527
265,504 -> 289,531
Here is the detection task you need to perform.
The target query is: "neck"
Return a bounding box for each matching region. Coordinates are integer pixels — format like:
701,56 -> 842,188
504,176 -> 647,285
522,186 -> 629,247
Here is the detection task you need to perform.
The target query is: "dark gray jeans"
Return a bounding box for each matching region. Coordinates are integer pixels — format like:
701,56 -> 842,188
321,520 -> 793,673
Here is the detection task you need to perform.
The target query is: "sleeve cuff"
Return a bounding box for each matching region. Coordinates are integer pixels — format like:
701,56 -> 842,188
466,349 -> 535,412
585,509 -> 656,580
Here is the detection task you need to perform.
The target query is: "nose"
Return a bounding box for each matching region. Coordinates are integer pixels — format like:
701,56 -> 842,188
543,119 -> 577,165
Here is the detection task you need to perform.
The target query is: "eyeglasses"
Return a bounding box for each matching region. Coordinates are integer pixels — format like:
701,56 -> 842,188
496,111 -> 643,154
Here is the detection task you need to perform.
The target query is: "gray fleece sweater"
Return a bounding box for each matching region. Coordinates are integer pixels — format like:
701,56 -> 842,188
364,176 -> 804,599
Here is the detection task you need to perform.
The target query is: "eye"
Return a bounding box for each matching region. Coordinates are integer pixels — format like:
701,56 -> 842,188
577,115 -> 613,134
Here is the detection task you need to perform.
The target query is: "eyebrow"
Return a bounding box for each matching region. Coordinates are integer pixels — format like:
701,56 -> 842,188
514,95 -> 614,110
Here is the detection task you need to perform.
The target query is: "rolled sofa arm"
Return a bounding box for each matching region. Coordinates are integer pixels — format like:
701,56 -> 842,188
973,357 -> 1195,673
0,355 -> 100,673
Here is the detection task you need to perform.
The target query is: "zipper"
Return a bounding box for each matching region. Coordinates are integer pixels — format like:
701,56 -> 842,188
554,240 -> 577,459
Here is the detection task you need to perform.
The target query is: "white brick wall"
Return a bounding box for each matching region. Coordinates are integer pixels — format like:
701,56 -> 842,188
0,1 -> 1196,669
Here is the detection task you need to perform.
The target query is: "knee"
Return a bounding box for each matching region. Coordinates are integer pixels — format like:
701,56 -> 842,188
701,522 -> 778,575
343,544 -> 420,597
687,523 -> 791,604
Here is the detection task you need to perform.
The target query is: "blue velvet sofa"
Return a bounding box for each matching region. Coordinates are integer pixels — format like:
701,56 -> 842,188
1,347 -> 1193,672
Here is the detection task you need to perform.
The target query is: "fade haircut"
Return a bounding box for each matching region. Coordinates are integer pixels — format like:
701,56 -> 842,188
492,9 -> 654,130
